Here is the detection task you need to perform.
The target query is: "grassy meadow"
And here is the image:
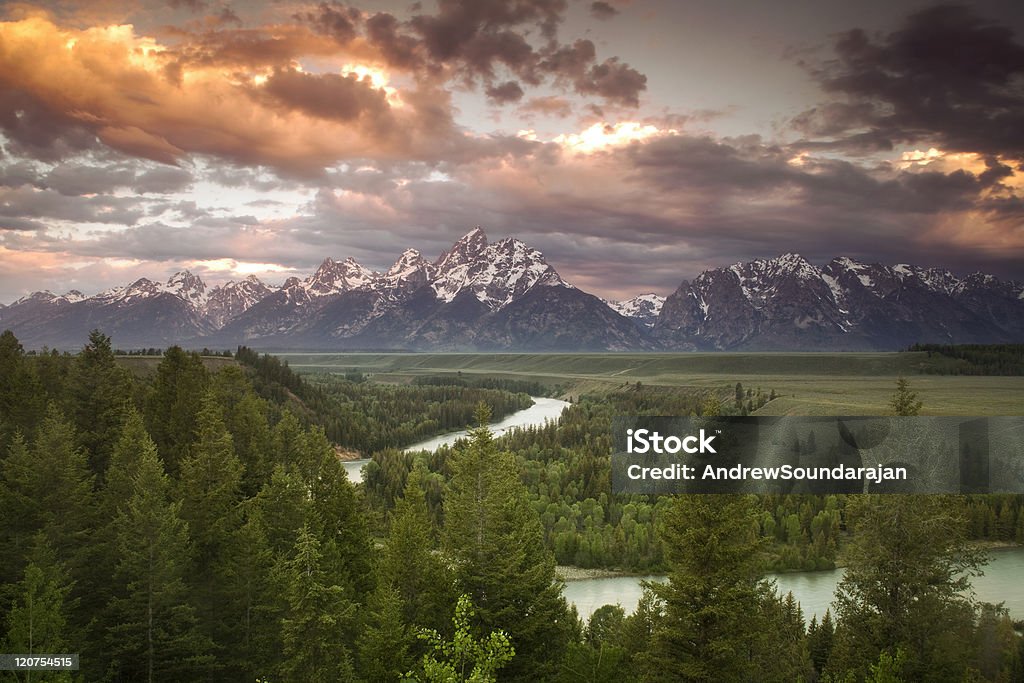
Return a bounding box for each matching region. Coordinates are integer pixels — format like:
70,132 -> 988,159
277,351 -> 1024,416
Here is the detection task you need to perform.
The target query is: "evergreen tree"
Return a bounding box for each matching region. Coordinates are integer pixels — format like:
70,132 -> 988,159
106,436 -> 212,682
279,524 -> 358,682
0,404 -> 94,619
0,330 -> 43,450
144,346 -> 208,476
67,330 -> 133,478
644,494 -> 775,682
379,461 -> 454,634
829,495 -> 983,681
302,425 -> 374,597
211,368 -> 271,497
889,377 -> 923,416
177,390 -> 244,650
2,535 -> 73,683
443,405 -> 573,682
251,464 -> 309,556
357,585 -> 413,682
808,609 -> 835,676
217,513 -> 279,680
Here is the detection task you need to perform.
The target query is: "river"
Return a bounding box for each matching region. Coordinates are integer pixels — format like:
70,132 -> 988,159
562,546 -> 1024,622
341,397 -> 570,483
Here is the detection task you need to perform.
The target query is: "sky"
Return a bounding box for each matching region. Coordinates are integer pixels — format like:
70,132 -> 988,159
1,0 -> 1023,302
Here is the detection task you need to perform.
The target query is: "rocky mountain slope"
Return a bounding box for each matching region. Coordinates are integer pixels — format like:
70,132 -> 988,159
2,232 -> 1022,351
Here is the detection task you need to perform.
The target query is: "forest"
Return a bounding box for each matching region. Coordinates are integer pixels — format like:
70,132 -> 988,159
1,329 -> 1022,681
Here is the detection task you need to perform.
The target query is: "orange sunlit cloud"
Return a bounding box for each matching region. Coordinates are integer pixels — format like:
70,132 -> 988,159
0,16 -> 456,173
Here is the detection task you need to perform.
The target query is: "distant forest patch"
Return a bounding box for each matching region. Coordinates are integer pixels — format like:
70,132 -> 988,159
906,344 -> 1024,376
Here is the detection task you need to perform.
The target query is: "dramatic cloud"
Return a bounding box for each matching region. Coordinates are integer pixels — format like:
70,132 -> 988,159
590,2 -> 618,21
0,1 -> 1021,303
795,4 -> 1024,160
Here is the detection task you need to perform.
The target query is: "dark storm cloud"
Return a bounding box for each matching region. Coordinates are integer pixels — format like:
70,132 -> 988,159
0,89 -> 102,163
0,217 -> 45,232
364,12 -> 425,70
486,80 -> 525,103
0,187 -> 144,225
45,164 -> 138,196
261,69 -> 393,123
295,0 -> 647,107
796,4 -> 1024,159
295,2 -> 363,43
590,2 -> 618,20
539,39 -> 646,106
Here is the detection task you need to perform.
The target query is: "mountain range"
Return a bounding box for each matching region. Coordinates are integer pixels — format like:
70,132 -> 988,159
2,228 -> 1023,351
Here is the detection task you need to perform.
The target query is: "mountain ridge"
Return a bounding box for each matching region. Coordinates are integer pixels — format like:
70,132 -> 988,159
2,229 -> 1022,351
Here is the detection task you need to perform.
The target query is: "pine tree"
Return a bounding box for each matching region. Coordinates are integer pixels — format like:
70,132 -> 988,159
144,346 -> 209,476
2,535 -> 73,683
830,495 -> 983,680
251,464 -> 309,556
302,425 -> 374,596
211,368 -> 271,497
106,436 -> 212,681
177,390 -> 244,650
0,330 -> 43,450
279,525 -> 358,682
0,405 -> 94,612
379,461 -> 454,634
889,377 -> 923,416
808,609 -> 835,675
218,513 -> 278,679
443,405 -> 573,682
644,494 -> 775,682
67,330 -> 133,478
357,585 -> 413,682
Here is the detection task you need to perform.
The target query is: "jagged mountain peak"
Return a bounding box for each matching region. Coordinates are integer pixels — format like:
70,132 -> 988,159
166,270 -> 208,305
430,229 -> 569,309
607,293 -> 666,328
387,248 -> 427,276
436,227 -> 489,272
306,255 -> 375,296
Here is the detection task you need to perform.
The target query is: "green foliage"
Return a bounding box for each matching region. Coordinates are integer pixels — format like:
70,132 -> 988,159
907,343 -> 1024,376
1,332 -> 1020,682
0,329 -> 44,450
889,377 -> 923,416
106,428 -> 214,681
238,346 -> 534,453
67,330 -> 133,478
2,535 -> 73,682
644,494 -> 778,682
357,585 -> 414,682
443,407 -> 573,681
830,496 -> 986,681
405,594 -> 515,683
279,525 -> 357,683
144,346 -> 209,475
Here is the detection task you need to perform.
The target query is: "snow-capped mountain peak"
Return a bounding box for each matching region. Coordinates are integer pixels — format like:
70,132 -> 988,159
431,232 -> 569,309
607,294 -> 666,328
435,227 -> 489,273
305,256 -> 376,296
165,270 -> 208,306
205,275 -> 272,328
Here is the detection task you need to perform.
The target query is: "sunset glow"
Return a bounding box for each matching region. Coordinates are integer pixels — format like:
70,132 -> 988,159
0,1 -> 1021,302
